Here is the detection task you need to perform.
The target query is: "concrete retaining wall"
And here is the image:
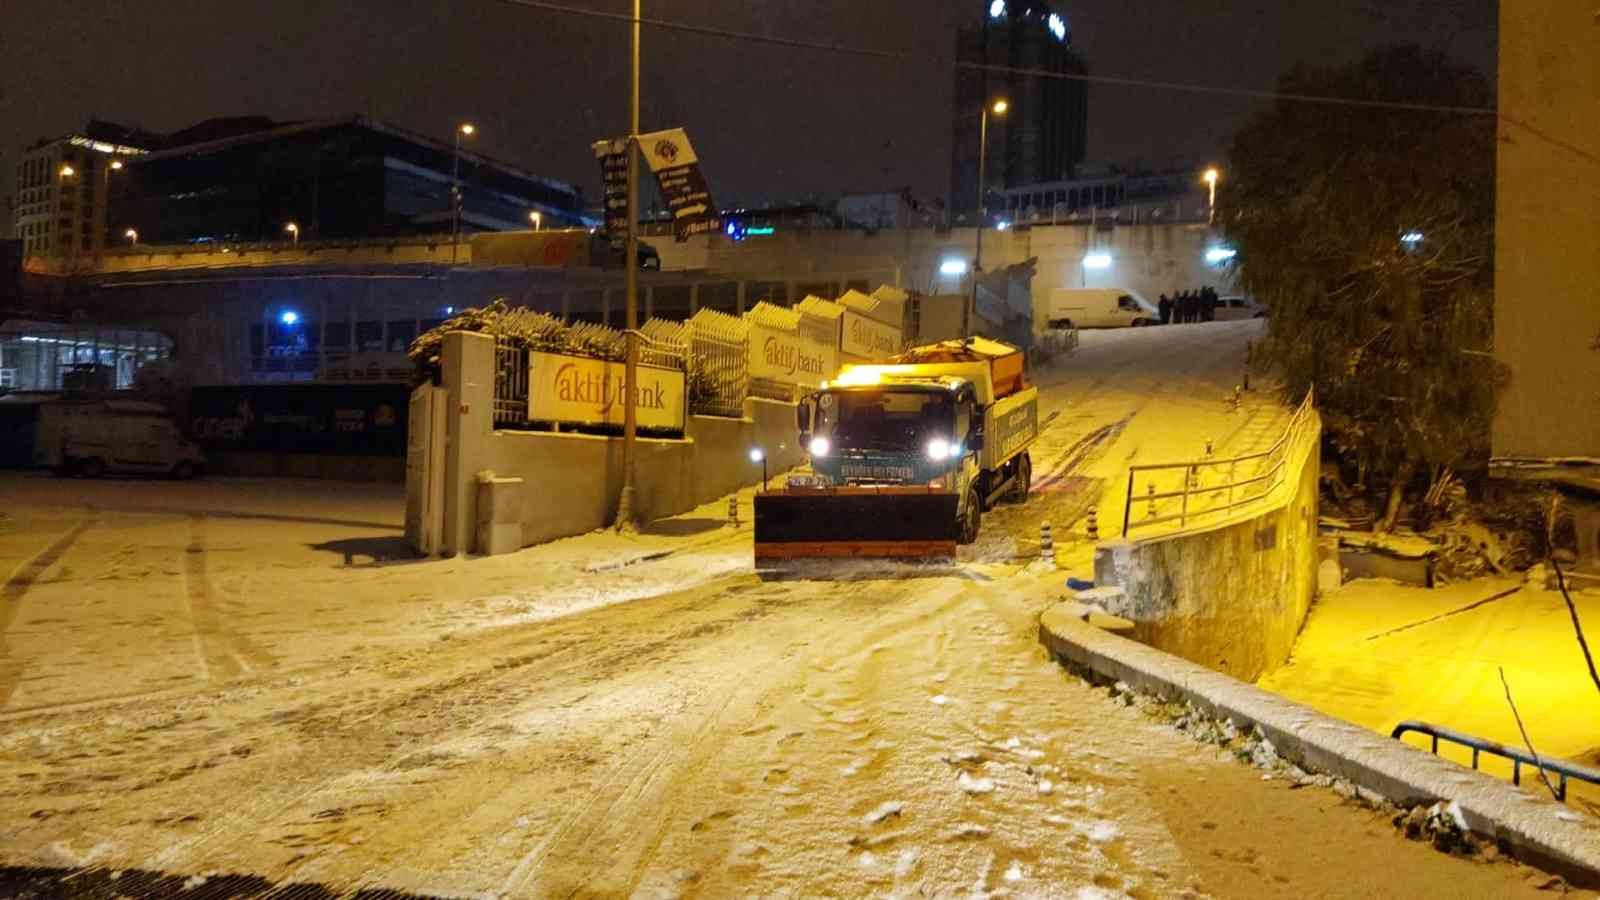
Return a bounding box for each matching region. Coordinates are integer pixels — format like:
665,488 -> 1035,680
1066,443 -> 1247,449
205,450 -> 405,483
418,331 -> 806,554
1093,414 -> 1321,681
1039,606 -> 1600,887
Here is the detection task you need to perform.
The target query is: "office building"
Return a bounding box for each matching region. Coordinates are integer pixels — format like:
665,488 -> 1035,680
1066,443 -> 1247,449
114,116 -> 588,246
951,0 -> 1089,220
13,122 -> 150,261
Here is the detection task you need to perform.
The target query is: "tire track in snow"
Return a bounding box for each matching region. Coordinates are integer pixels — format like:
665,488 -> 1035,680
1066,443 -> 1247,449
0,518 -> 94,708
182,514 -> 276,681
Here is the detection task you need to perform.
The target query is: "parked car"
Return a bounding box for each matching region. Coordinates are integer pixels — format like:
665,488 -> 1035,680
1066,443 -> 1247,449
35,399 -> 205,479
1044,288 -> 1159,329
1215,295 -> 1268,320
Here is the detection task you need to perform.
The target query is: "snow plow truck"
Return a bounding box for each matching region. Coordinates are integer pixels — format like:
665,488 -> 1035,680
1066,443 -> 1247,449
753,337 -> 1039,564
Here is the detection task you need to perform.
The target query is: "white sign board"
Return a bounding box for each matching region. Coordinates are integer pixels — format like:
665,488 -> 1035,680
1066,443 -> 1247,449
748,324 -> 836,388
528,351 -> 685,430
841,310 -> 901,360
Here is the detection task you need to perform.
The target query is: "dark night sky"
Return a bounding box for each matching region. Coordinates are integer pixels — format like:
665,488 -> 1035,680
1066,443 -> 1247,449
2,0 -> 1495,220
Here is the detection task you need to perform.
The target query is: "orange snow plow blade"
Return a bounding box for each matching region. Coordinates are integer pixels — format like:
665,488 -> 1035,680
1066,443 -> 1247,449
753,487 -> 959,562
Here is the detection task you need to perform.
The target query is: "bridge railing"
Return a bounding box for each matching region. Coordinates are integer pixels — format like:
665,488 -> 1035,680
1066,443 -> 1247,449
1393,720 -> 1600,803
1120,388 -> 1316,539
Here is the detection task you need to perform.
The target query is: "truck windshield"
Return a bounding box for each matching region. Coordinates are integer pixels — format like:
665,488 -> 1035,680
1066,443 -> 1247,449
818,389 -> 953,451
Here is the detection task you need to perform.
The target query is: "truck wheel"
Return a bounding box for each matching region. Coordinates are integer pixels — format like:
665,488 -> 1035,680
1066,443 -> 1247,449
1008,453 -> 1032,504
170,460 -> 195,481
81,457 -> 106,479
958,488 -> 982,545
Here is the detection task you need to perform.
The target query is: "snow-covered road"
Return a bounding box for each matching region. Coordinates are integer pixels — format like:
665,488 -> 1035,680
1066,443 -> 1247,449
0,322 -> 1562,897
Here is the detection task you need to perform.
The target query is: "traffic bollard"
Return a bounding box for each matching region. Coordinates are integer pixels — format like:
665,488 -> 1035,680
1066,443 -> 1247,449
1086,506 -> 1099,542
728,495 -> 739,526
1040,521 -> 1055,567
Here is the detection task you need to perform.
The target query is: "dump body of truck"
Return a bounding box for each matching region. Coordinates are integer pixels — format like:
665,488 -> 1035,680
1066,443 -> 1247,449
754,338 -> 1039,564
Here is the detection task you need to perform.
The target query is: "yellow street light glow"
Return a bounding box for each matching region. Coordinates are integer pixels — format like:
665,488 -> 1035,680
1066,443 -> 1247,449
110,160 -> 124,170
59,164 -> 76,177
992,99 -> 1009,115
1203,168 -> 1220,186
834,366 -> 886,386
124,228 -> 138,243
284,222 -> 299,233
459,123 -> 476,136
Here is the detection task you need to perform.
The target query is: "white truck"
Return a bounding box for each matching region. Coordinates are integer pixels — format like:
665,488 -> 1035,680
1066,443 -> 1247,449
1044,288 -> 1159,329
35,399 -> 205,479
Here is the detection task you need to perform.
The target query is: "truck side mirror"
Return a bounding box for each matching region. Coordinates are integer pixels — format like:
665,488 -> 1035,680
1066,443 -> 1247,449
796,398 -> 813,434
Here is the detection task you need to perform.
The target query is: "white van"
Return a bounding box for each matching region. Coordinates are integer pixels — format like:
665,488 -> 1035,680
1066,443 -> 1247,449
35,399 -> 205,479
1044,288 -> 1159,329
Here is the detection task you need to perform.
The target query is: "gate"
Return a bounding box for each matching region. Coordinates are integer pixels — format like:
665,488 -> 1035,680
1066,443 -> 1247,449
405,383 -> 447,555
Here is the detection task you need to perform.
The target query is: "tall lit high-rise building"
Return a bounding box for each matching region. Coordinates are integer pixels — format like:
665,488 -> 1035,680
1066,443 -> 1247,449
950,0 -> 1089,220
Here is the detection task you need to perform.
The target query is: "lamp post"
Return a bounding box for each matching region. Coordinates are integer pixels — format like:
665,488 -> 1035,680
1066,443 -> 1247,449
749,448 -> 767,490
529,210 -> 542,231
615,0 -> 643,532
101,159 -> 124,259
969,97 -> 1008,337
124,228 -> 138,246
59,163 -> 78,272
285,222 -> 299,245
451,123 -> 475,264
1203,168 -> 1220,225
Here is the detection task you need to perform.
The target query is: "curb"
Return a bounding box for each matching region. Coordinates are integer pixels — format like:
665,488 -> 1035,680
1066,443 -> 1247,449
1038,602 -> 1600,887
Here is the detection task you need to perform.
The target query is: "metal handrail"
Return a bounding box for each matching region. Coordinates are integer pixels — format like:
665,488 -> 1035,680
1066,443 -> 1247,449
1121,388 -> 1316,538
1392,720 -> 1600,803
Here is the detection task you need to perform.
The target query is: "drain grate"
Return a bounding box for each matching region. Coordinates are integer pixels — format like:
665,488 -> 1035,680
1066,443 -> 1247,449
0,866 -> 444,899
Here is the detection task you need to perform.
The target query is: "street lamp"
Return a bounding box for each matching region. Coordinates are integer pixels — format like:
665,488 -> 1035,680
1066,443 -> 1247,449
285,222 -> 299,245
124,228 -> 138,246
529,210 -> 542,231
59,164 -> 75,178
102,159 -> 125,255
748,447 -> 768,489
451,122 -> 476,264
970,97 -> 1008,337
1203,168 -> 1220,224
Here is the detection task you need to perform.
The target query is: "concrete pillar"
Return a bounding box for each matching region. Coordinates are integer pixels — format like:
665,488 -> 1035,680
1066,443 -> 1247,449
442,330 -> 495,556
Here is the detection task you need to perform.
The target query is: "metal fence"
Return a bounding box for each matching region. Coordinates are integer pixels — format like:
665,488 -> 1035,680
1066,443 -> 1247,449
686,309 -> 749,417
1393,720 -> 1600,804
1121,388 -> 1317,539
493,336 -> 528,426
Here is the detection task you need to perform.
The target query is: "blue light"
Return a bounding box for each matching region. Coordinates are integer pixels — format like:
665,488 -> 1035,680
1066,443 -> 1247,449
989,0 -> 1006,18
279,310 -> 299,326
1204,247 -> 1238,265
1047,12 -> 1066,40
1401,231 -> 1424,244
444,306 -> 455,315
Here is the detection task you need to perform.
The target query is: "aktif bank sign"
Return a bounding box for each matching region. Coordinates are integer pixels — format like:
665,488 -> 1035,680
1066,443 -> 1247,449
841,311 -> 901,359
748,325 -> 836,388
528,351 -> 685,431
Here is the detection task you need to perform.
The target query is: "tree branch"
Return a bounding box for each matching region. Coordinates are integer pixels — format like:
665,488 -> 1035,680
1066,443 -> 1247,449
1498,667 -> 1560,801
1551,557 -> 1600,697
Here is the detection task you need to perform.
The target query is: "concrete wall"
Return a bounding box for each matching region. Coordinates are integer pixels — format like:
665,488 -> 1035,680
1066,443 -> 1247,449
205,451 -> 405,482
1093,413 -> 1321,681
420,330 -> 805,554
652,222 -> 1233,316
1491,0 -> 1600,462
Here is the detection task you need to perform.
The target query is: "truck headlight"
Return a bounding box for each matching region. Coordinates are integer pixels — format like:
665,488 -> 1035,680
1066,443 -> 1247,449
808,436 -> 831,457
926,438 -> 950,460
